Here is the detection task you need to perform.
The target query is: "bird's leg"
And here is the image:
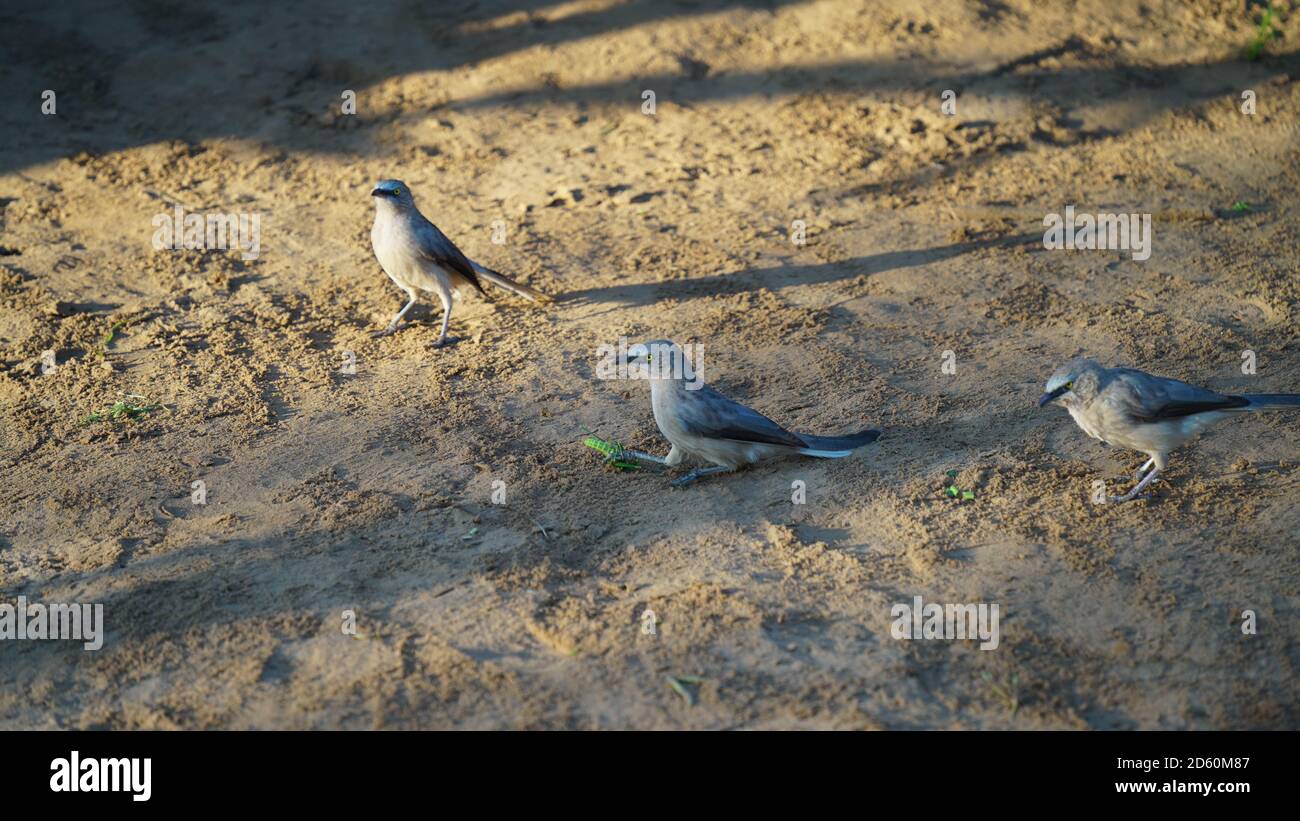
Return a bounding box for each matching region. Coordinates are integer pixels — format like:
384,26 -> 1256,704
1108,467 -> 1161,503
372,292 -> 417,337
669,466 -> 733,487
1132,458 -> 1155,481
432,284 -> 459,348
618,449 -> 669,465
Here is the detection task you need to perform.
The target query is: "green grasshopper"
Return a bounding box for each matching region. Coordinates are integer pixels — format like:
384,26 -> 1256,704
582,435 -> 642,471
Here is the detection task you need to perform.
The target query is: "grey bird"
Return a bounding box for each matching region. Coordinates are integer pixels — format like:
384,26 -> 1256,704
612,340 -> 882,486
369,179 -> 551,346
1038,358 -> 1300,502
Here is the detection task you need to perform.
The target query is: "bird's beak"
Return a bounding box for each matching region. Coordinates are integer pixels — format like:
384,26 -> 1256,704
1037,386 -> 1068,407
370,188 -> 384,197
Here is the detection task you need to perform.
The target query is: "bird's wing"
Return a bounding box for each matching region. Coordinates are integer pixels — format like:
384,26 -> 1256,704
413,218 -> 486,294
676,385 -> 808,448
1110,369 -> 1248,421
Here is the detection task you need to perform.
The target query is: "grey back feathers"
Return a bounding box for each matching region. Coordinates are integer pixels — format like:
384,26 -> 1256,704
675,383 -> 810,449
1105,368 -> 1250,421
672,382 -> 879,455
413,220 -> 487,295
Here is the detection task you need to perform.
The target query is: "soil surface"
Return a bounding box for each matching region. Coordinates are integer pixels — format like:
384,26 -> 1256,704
1,0 -> 1297,728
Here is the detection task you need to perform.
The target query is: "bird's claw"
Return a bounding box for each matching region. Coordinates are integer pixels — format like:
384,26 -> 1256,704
431,335 -> 461,349
669,473 -> 698,488
371,324 -> 399,338
604,443 -> 628,461
1106,492 -> 1149,504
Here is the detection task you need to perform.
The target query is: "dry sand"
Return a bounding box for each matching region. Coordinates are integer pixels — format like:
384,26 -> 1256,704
0,0 -> 1297,729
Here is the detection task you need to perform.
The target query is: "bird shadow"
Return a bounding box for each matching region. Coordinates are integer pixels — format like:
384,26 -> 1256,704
564,231 -> 1040,307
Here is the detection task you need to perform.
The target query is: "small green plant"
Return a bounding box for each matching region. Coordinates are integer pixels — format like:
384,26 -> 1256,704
97,318 -> 131,357
81,394 -> 167,426
1245,4 -> 1281,61
1230,200 -> 1252,213
944,470 -> 976,501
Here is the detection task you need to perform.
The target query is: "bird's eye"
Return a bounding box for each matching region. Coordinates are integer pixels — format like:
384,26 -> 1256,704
645,354 -> 653,362
392,187 -> 403,196
1065,381 -> 1073,389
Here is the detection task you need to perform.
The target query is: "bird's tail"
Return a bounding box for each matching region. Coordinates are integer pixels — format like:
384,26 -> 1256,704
796,428 -> 882,458
1243,393 -> 1300,410
471,262 -> 553,303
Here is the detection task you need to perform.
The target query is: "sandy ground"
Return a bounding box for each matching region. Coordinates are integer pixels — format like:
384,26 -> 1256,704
0,0 -> 1297,729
